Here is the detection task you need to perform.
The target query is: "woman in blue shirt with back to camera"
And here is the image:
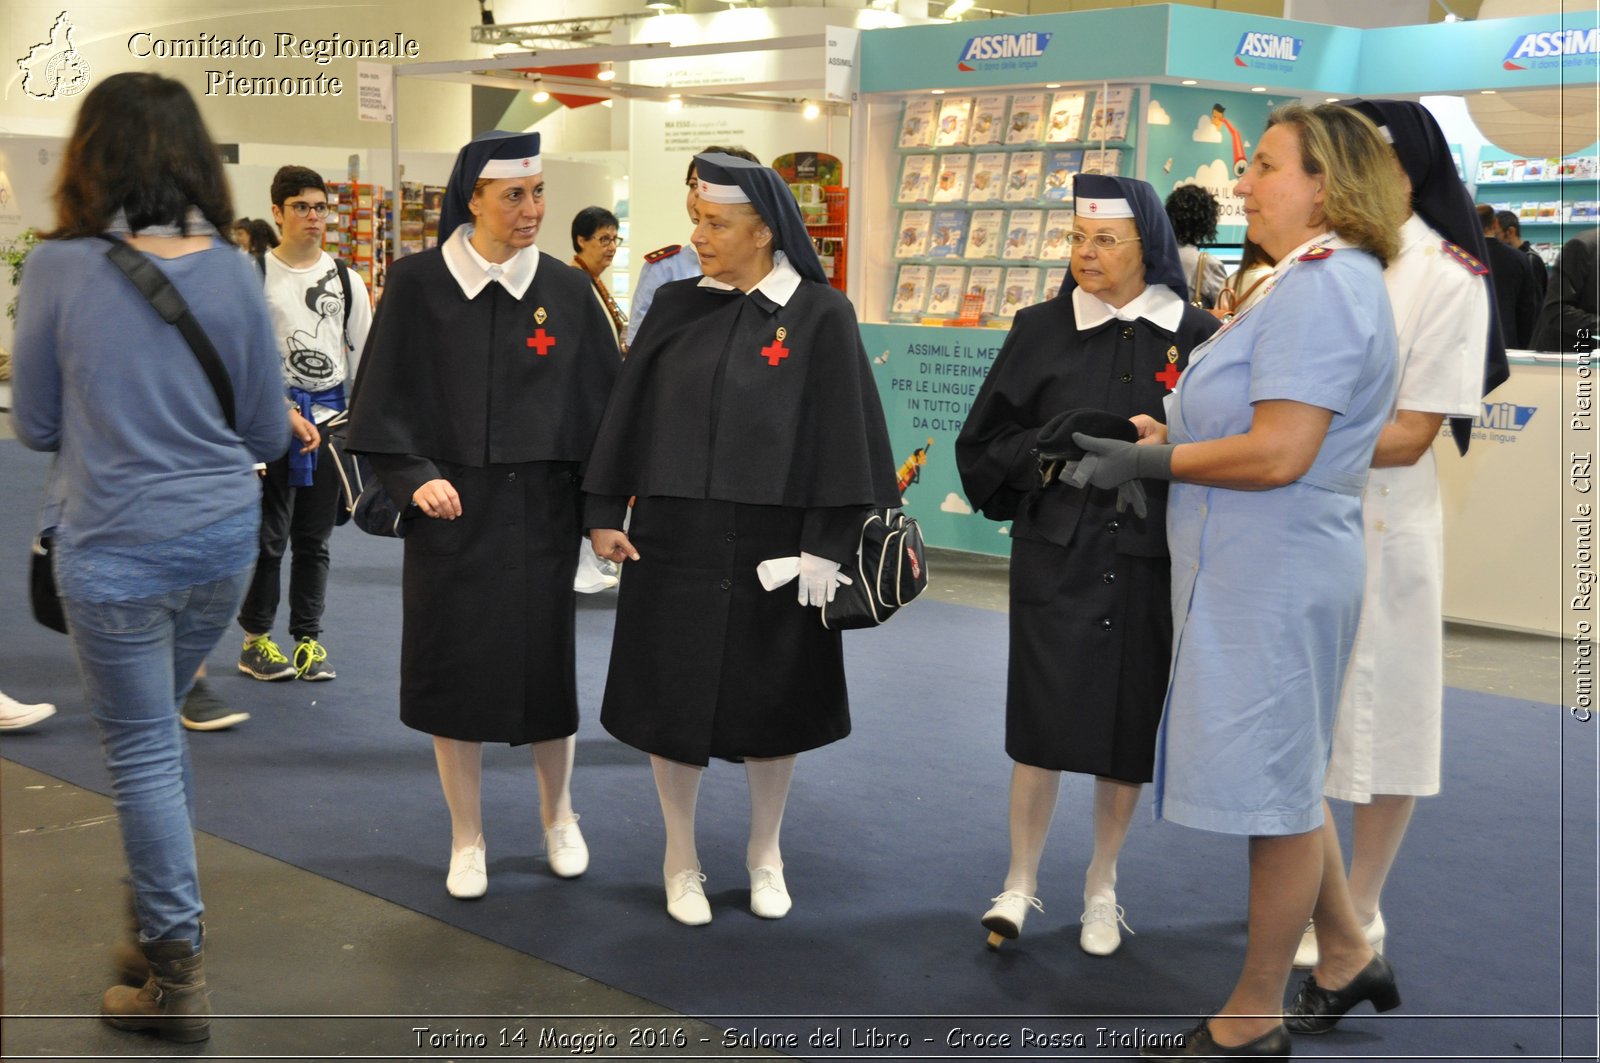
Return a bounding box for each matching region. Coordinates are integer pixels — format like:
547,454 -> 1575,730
11,72 -> 292,1045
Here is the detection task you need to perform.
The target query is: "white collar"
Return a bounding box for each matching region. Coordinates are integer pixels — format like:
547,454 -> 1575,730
696,250 -> 803,307
1072,283 -> 1185,333
442,225 -> 539,299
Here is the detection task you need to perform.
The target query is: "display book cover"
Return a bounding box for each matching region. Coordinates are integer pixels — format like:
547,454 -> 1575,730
1004,151 -> 1044,202
898,154 -> 935,203
1087,86 -> 1133,142
895,210 -> 933,258
1039,210 -> 1075,261
966,265 -> 1003,316
1000,267 -> 1040,318
967,153 -> 1007,203
1080,149 -> 1123,176
899,98 -> 937,149
936,96 -> 974,147
1005,93 -> 1046,145
926,210 -> 968,258
968,95 -> 1008,146
1043,150 -> 1084,201
933,154 -> 971,202
892,265 -> 931,315
964,209 -> 1004,259
1003,210 -> 1043,260
1045,91 -> 1088,143
927,265 -> 968,316
1041,267 -> 1069,303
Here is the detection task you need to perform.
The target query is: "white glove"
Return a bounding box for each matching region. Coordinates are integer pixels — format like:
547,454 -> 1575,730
797,551 -> 853,607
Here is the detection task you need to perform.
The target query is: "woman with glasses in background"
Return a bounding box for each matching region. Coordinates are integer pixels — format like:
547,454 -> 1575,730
956,174 -> 1219,958
571,205 -> 628,356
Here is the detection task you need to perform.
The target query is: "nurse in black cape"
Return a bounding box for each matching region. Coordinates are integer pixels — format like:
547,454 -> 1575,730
955,174 -> 1219,956
344,131 -> 619,901
583,154 -> 899,925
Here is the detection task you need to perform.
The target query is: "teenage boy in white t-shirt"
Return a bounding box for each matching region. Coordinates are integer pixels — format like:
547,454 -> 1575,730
236,166 -> 373,683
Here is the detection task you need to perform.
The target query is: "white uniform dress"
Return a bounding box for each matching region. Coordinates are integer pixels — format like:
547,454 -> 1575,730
1323,214 -> 1489,802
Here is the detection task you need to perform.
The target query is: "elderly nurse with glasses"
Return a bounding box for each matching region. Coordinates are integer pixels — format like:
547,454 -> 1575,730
956,174 -> 1219,957
584,153 -> 898,926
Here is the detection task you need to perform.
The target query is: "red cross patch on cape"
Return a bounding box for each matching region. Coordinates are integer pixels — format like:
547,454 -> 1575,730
643,244 -> 683,264
1297,245 -> 1335,262
1441,240 -> 1489,276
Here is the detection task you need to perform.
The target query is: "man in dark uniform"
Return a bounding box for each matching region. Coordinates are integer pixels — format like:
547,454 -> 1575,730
1477,203 -> 1539,348
1495,209 -> 1548,301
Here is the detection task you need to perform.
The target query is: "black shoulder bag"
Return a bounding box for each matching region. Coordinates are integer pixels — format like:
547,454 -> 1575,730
29,236 -> 239,634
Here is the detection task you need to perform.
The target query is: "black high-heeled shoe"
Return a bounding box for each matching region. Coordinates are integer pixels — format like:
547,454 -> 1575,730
1140,1019 -> 1292,1060
1284,952 -> 1401,1035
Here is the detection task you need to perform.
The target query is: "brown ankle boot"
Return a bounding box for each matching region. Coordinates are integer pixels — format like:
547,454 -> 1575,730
111,941 -> 149,986
100,938 -> 211,1043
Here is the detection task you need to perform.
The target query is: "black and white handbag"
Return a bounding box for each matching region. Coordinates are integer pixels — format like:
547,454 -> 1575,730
820,509 -> 930,630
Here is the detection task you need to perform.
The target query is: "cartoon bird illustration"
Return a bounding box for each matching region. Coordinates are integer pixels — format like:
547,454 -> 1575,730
897,437 -> 937,495
1162,157 -> 1173,174
874,349 -> 891,366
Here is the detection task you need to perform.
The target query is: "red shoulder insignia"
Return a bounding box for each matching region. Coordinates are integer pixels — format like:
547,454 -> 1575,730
1441,240 -> 1489,276
643,244 -> 683,264
1297,245 -> 1335,262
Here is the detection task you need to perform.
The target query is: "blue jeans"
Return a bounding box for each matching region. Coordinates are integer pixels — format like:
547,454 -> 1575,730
62,569 -> 252,946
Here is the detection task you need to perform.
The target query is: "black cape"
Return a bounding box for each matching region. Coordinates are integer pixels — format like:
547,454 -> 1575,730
346,248 -> 619,470
582,277 -> 899,509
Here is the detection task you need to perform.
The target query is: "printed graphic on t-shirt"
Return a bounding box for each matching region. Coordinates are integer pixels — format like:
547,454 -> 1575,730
282,264 -> 345,389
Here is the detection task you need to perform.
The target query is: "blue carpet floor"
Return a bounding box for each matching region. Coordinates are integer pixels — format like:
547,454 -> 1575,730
2,440 -> 1594,1061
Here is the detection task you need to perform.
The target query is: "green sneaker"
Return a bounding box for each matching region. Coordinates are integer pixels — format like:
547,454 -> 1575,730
294,637 -> 335,681
180,680 -> 250,732
239,634 -> 295,681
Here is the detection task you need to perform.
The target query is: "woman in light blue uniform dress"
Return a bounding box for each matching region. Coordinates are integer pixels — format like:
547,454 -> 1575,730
1070,103 -> 1406,1060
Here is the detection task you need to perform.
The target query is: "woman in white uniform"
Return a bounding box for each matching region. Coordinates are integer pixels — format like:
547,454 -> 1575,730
1286,98 -> 1506,1033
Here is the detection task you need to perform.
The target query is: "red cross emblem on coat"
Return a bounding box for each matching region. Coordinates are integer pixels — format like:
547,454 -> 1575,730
527,306 -> 556,356
1155,345 -> 1181,391
761,326 -> 791,366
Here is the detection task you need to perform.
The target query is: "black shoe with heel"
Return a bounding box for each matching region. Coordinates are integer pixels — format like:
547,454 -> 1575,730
1141,1019 -> 1292,1060
1284,953 -> 1401,1035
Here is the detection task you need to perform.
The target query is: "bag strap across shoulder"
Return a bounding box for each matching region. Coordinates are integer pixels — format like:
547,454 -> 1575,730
100,235 -> 237,432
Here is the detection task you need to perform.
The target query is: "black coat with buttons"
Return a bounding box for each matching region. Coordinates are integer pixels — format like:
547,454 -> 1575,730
956,293 -> 1218,779
349,248 -> 620,744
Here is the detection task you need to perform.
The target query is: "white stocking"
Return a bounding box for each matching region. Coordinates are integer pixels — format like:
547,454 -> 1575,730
745,755 -> 797,870
1085,776 -> 1141,899
1001,762 -> 1061,895
433,737 -> 484,850
651,755 -> 704,875
530,735 -> 576,829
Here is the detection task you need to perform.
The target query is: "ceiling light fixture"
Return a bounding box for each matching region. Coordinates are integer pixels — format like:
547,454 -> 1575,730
930,88 -> 946,95
645,0 -> 682,12
870,0 -> 897,9
1250,86 -> 1266,92
945,0 -> 975,18
802,100 -> 821,120
597,61 -> 616,82
1181,79 -> 1198,86
667,94 -> 684,111
531,77 -> 550,103
478,0 -> 495,27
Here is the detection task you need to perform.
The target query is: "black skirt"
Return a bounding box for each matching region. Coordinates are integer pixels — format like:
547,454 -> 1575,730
1004,536 -> 1171,782
600,496 -> 850,766
399,460 -> 582,744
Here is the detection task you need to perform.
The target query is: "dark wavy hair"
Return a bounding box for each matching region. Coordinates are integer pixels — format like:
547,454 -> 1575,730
48,72 -> 231,239
245,218 -> 280,254
571,205 -> 619,252
1164,183 -> 1220,246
